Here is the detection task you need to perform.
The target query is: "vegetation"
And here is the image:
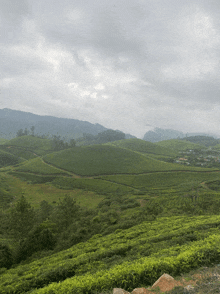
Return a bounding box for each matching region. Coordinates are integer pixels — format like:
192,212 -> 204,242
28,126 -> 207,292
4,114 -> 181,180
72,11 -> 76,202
1,134 -> 220,293
107,138 -> 176,157
156,139 -> 204,152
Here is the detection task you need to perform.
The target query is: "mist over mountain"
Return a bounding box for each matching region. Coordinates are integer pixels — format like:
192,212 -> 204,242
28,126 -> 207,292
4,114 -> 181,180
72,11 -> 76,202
143,128 -> 216,143
0,108 -> 133,140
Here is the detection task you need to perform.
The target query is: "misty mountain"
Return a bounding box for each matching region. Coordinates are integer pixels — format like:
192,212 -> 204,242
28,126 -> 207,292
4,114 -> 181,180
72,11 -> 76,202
143,128 -> 186,142
0,108 -> 109,140
143,127 -> 216,143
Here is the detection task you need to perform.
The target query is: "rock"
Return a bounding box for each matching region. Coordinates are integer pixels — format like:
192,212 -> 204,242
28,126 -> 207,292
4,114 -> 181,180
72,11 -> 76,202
183,284 -> 195,293
151,273 -> 180,292
113,288 -> 130,294
131,288 -> 151,294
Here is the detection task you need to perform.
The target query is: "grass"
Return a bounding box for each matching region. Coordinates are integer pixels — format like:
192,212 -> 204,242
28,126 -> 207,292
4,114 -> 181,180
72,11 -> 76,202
156,139 -> 204,152
2,215 -> 220,293
108,138 -> 177,157
2,173 -> 103,208
100,171 -> 220,195
43,145 -> 201,176
14,157 -> 69,175
4,135 -> 53,155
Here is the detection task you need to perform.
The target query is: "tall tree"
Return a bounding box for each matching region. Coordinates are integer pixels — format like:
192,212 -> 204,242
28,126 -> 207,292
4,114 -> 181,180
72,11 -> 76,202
8,195 -> 35,240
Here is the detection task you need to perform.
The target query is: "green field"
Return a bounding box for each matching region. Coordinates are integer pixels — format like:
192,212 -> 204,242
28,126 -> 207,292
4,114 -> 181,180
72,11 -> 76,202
1,215 -> 220,293
156,139 -> 204,152
43,145 -> 199,176
14,157 -> 69,175
4,136 -> 53,155
108,138 -> 177,157
1,136 -> 220,293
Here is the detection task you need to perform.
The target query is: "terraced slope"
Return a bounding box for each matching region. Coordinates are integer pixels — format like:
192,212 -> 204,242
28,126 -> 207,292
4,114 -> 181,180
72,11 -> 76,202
4,136 -> 53,155
156,139 -> 204,152
107,138 -> 177,157
14,157 -> 69,175
0,149 -> 24,167
43,145 -> 196,176
1,215 -> 220,293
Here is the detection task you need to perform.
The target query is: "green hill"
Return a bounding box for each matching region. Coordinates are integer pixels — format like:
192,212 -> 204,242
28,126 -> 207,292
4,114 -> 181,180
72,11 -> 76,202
4,135 -> 53,155
1,214 -> 220,293
0,149 -> 24,168
14,157 -> 69,175
107,138 -> 177,157
43,144 -> 196,176
156,139 -> 204,152
182,136 -> 220,147
0,138 -> 9,144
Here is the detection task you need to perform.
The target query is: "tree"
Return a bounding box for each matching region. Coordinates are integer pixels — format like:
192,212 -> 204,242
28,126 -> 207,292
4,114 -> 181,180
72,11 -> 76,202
53,195 -> 80,229
30,126 -> 35,136
16,129 -> 24,137
0,244 -> 13,269
8,196 -> 35,240
69,139 -> 76,147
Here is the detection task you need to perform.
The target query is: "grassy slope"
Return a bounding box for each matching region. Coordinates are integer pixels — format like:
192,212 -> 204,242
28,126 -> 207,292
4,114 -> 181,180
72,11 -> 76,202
0,138 -> 9,144
156,139 -> 204,152
108,138 -> 177,157
43,145 -> 200,176
4,136 -> 53,155
2,215 -> 220,293
14,157 -> 69,175
0,149 -> 25,167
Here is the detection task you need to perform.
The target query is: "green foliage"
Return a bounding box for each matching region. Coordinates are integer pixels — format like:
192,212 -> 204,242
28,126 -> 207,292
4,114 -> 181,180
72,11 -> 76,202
156,139 -> 204,152
15,157 -> 69,175
182,136 -> 219,147
52,195 -> 80,229
108,138 -> 176,157
8,195 -> 35,240
4,135 -> 54,155
0,244 -> 13,269
0,150 -> 24,167
8,172 -> 56,184
43,145 -> 194,176
2,215 -> 220,293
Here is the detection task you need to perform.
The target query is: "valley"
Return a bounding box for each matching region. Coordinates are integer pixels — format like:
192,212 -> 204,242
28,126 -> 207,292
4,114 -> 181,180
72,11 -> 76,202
0,132 -> 220,293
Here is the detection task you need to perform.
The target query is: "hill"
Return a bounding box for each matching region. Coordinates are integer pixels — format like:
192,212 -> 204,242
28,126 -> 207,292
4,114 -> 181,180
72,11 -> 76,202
181,135 -> 220,147
156,139 -> 204,152
0,149 -> 24,168
108,138 -> 177,157
1,214 -> 220,293
0,108 -> 109,139
3,135 -> 54,155
43,144 -> 196,176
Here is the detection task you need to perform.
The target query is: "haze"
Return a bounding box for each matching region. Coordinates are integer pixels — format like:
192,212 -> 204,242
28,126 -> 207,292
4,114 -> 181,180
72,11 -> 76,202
1,0 -> 220,138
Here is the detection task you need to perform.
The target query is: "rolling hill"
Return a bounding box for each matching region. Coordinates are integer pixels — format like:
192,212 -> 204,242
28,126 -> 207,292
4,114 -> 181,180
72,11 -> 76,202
43,144 -> 196,176
108,138 -> 177,157
156,139 -> 204,152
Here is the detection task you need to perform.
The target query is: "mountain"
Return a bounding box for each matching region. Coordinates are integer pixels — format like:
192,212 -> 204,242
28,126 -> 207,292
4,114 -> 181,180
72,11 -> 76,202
143,127 -> 216,143
143,128 -> 186,142
0,108 -> 108,139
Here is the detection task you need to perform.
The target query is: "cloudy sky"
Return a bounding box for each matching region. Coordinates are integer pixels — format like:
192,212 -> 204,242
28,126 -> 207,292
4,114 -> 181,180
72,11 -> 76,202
1,0 -> 220,138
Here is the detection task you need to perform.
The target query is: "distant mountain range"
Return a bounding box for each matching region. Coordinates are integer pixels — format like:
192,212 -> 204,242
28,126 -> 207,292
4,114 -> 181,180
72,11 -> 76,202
0,108 -> 135,140
143,127 -> 217,143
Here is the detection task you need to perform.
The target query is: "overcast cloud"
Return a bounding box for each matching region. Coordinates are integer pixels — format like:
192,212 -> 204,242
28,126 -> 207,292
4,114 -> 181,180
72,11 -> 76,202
1,0 -> 220,138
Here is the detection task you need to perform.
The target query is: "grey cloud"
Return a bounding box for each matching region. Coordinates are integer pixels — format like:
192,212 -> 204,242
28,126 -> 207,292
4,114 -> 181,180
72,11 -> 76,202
1,0 -> 220,137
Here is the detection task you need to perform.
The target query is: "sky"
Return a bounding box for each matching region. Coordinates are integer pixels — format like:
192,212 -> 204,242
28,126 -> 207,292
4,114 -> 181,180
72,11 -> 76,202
1,0 -> 220,138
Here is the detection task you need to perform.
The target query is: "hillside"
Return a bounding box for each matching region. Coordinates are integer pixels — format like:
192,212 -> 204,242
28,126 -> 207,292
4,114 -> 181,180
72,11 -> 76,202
1,215 -> 220,293
3,135 -> 54,155
107,138 -> 177,157
156,139 -> 204,152
182,136 -> 220,147
0,108 -> 108,139
43,144 -> 197,176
